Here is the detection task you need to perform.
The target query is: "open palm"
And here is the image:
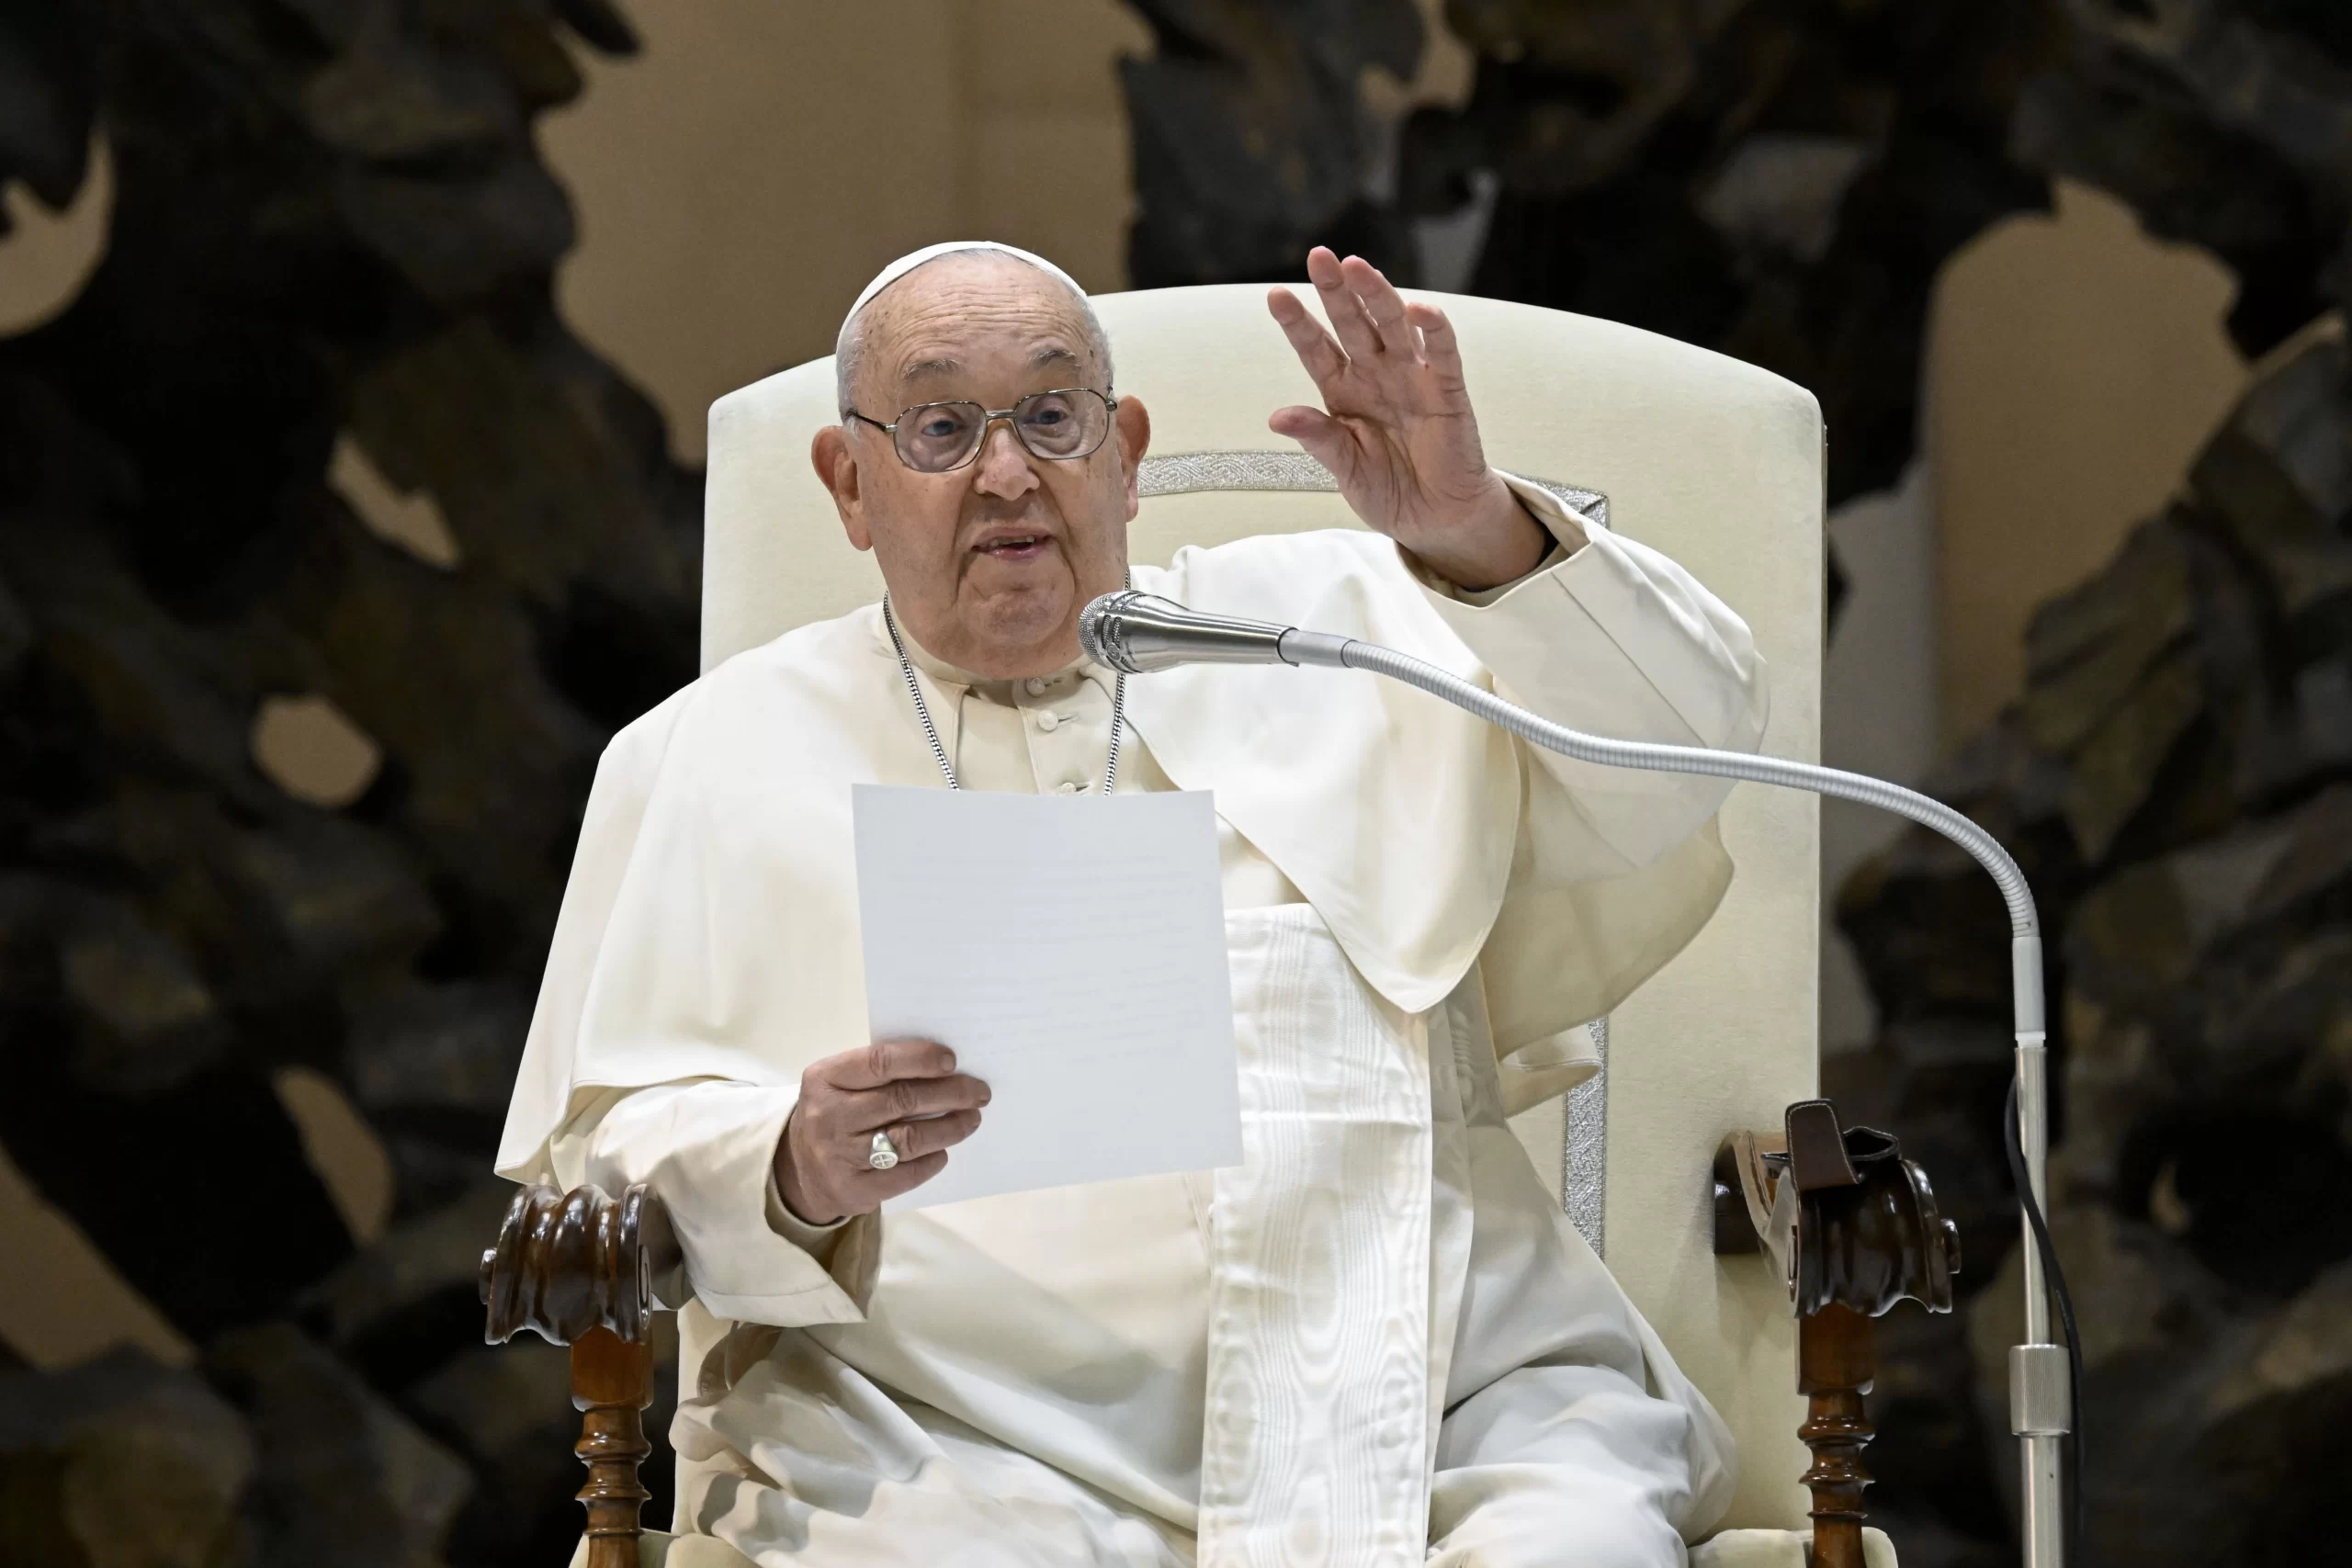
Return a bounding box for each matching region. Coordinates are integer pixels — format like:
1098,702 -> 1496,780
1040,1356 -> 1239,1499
1267,248 -> 1551,590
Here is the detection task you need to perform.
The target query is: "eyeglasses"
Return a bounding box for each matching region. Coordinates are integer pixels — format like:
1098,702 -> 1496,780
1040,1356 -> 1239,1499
846,388 -> 1118,474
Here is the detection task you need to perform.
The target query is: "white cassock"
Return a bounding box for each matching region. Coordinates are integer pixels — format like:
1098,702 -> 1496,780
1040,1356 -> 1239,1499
498,477 -> 1769,1567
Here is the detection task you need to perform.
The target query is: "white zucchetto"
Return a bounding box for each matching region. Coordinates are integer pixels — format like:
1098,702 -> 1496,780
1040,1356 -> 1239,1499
836,241 -> 1089,347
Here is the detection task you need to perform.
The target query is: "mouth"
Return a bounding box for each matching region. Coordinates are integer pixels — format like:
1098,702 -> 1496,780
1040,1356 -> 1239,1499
972,532 -> 1055,563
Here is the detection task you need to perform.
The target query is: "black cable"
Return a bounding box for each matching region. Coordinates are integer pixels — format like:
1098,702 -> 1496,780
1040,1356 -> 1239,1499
2006,1077 -> 2086,1564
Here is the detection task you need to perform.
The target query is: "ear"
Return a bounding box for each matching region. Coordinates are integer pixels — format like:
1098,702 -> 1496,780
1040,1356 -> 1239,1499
1114,394 -> 1152,522
811,424 -> 873,552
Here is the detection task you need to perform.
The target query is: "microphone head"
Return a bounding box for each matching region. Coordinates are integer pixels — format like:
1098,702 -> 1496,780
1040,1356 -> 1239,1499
1077,590 -> 1144,671
1079,590 -> 1297,673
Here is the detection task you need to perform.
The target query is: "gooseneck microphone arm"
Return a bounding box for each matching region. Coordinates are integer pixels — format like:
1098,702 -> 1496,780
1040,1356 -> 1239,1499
1080,589 -> 2074,1568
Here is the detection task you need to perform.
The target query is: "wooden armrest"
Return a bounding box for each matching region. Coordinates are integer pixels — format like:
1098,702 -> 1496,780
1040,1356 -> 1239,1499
481,1183 -> 683,1568
1710,1100 -> 1961,1568
480,1181 -> 681,1347
1712,1128 -> 1787,1261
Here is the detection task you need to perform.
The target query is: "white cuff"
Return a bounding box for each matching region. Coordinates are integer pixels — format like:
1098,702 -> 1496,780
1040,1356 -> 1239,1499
1406,471 -> 1595,607
763,1166 -> 851,1265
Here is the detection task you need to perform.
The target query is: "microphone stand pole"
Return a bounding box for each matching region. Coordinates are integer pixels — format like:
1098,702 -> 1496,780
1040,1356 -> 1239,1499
1087,598 -> 2073,1568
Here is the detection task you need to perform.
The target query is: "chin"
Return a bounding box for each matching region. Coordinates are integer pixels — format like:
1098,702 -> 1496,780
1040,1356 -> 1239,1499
967,586 -> 1076,659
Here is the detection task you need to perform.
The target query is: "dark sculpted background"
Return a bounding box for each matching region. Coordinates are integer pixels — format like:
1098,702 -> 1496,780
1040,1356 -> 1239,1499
3,3 -> 2349,1564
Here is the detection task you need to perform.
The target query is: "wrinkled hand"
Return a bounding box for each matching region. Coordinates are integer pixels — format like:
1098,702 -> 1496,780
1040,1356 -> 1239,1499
1268,248 -> 1566,591
775,1039 -> 989,1225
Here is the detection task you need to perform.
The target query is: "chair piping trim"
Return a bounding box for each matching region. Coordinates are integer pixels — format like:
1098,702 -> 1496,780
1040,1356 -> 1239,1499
1565,1018 -> 1607,1256
1136,451 -> 1611,531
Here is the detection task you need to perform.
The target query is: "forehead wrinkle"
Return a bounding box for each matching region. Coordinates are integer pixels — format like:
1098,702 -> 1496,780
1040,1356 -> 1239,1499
887,323 -> 1095,395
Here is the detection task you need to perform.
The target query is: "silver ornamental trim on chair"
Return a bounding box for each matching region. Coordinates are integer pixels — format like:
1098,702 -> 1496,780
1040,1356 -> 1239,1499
1565,1018 -> 1607,1256
1136,449 -> 1612,1251
1136,451 -> 1611,533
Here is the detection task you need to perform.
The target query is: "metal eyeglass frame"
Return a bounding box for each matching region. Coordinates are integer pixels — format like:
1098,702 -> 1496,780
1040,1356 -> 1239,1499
843,387 -> 1120,473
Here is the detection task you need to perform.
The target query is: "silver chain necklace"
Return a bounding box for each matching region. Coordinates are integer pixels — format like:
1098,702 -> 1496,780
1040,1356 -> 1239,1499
883,596 -> 1125,795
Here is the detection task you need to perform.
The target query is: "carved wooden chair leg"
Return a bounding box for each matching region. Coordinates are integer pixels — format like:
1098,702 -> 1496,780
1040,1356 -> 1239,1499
481,1181 -> 683,1568
1798,1302 -> 1875,1568
573,1325 -> 656,1568
1716,1099 -> 1960,1568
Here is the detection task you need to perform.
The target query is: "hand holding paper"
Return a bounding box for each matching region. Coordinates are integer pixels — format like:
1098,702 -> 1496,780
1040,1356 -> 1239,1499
775,1035 -> 993,1224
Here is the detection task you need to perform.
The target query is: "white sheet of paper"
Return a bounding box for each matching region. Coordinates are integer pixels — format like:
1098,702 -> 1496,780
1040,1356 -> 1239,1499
853,784 -> 1242,1211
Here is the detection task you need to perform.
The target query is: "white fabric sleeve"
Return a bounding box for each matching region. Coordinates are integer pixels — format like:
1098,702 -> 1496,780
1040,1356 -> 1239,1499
1405,471 -> 1770,877
1429,479 -> 1589,607
546,1081 -> 879,1326
763,1168 -> 852,1262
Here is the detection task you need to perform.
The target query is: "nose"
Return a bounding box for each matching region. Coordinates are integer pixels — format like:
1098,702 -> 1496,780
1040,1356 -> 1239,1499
970,418 -> 1039,499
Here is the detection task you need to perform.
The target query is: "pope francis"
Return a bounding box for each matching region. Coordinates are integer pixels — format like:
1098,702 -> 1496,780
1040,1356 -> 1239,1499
497,241 -> 1770,1567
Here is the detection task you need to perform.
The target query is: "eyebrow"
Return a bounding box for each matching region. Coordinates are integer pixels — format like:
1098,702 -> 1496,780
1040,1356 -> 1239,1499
899,355 -> 963,383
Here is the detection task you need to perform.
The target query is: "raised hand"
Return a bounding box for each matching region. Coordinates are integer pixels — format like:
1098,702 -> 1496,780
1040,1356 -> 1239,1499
1267,248 -> 1570,592
776,1038 -> 990,1224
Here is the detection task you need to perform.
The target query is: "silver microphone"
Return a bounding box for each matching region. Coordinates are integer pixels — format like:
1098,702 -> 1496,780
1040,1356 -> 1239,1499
1079,591 -> 1354,674
1085,582 -> 2066,1566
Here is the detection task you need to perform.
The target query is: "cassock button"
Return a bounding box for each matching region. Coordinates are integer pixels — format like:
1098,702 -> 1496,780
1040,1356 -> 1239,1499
1035,711 -> 1061,732
1056,780 -> 1082,794
1023,677 -> 1049,696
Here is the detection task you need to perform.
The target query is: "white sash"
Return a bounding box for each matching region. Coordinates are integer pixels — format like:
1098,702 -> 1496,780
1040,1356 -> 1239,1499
1198,907 -> 1436,1567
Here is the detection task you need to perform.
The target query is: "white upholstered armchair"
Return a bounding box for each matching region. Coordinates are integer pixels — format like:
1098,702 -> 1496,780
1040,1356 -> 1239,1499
492,285 -> 1929,1568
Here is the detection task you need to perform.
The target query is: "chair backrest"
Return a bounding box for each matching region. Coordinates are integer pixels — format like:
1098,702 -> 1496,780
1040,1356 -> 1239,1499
702,284 -> 1824,1531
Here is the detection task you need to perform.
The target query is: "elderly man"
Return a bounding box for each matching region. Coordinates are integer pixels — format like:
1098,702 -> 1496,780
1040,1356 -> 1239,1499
499,242 -> 1768,1566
